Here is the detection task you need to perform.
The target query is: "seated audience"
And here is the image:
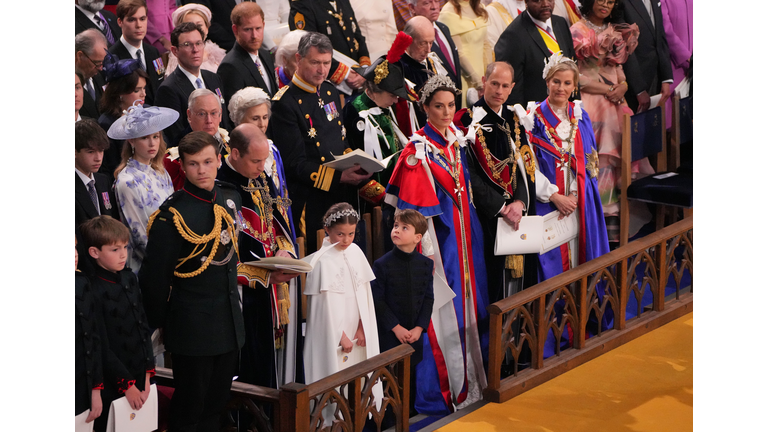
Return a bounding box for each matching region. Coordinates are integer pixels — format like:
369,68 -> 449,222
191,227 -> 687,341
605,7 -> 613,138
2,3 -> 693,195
109,0 -> 165,106
166,3 -> 227,76
76,29 -> 109,119
76,72 -> 85,122
274,30 -> 308,89
98,53 -> 148,179
218,1 -> 278,107
155,22 -> 230,147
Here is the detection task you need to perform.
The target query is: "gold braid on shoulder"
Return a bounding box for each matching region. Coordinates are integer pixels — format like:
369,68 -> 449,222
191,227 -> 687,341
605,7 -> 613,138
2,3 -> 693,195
147,205 -> 240,278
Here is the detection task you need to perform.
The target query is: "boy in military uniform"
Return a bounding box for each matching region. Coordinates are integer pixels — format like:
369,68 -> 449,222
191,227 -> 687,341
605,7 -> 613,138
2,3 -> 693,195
139,131 -> 244,431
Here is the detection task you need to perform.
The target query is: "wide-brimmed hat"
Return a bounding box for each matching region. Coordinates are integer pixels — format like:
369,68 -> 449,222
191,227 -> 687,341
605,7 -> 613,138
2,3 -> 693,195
102,51 -> 142,83
107,102 -> 180,140
361,32 -> 418,102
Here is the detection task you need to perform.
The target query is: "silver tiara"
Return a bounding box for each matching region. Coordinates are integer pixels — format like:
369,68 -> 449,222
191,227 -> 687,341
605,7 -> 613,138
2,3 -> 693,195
542,51 -> 577,80
323,208 -> 359,226
419,74 -> 458,105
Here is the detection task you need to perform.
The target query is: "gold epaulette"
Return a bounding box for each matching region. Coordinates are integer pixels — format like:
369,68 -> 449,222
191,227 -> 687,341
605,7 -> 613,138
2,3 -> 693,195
272,85 -> 289,101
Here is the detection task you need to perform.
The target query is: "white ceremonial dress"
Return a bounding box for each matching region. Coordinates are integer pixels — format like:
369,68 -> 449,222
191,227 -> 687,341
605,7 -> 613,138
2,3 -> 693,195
303,237 -> 383,421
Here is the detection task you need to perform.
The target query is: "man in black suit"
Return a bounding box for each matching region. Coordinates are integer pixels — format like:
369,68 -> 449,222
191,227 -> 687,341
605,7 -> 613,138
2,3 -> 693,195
156,22 -> 231,147
75,0 -> 122,47
75,119 -> 120,273
494,0 -> 576,106
408,0 -> 463,96
217,2 -> 278,108
108,0 -> 164,106
139,132 -> 244,432
397,16 -> 438,133
621,0 -> 673,112
75,29 -> 109,120
180,0 -> 236,52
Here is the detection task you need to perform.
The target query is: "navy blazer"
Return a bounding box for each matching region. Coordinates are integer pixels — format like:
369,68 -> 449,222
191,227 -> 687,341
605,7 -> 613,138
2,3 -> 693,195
432,20 -> 463,94
75,7 -> 122,47
154,67 -> 231,146
494,12 -> 576,106
108,41 -> 165,106
217,42 -> 278,106
620,0 -> 674,111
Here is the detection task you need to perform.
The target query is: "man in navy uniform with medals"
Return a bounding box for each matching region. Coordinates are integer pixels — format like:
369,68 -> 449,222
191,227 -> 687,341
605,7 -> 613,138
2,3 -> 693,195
456,61 -> 541,303
139,131 -> 244,431
217,123 -> 304,389
269,32 -> 371,253
289,0 -> 371,96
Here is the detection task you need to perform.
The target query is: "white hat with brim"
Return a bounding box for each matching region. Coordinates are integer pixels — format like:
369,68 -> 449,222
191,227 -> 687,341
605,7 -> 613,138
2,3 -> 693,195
107,103 -> 180,140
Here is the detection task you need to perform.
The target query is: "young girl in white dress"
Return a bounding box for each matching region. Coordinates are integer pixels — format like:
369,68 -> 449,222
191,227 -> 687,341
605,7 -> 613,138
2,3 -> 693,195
303,203 -> 382,419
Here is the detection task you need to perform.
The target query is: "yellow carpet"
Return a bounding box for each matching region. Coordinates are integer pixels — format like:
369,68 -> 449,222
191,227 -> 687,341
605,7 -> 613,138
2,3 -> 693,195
437,313 -> 693,432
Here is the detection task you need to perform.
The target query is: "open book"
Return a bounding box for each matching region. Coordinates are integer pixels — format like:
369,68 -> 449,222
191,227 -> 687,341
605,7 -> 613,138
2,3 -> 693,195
242,241 -> 338,273
323,149 -> 400,173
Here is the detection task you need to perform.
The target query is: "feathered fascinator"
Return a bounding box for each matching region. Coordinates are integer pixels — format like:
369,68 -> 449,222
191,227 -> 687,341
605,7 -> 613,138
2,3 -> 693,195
361,32 -> 417,101
102,51 -> 142,83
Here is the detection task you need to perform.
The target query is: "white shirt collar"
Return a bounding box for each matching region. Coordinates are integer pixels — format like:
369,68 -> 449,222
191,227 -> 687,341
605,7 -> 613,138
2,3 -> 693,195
527,11 -> 553,32
76,5 -> 98,22
178,65 -> 204,89
120,35 -> 143,57
76,113 -> 82,122
247,50 -> 260,64
75,168 -> 96,187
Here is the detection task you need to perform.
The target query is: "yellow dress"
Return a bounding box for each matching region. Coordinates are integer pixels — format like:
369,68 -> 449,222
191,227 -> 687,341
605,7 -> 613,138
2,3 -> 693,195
439,1 -> 491,106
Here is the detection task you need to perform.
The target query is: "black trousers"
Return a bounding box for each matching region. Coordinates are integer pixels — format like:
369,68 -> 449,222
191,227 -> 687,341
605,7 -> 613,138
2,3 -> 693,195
169,350 -> 238,432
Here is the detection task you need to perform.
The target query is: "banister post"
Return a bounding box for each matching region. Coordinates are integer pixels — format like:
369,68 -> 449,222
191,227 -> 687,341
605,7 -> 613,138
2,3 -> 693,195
279,382 -> 309,432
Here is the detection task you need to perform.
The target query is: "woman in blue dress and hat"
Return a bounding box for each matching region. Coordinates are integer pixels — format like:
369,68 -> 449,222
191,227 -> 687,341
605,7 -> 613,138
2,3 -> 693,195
108,103 -> 179,274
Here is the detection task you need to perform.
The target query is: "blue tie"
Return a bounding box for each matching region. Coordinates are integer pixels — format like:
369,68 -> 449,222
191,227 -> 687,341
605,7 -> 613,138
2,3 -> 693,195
196,78 -> 203,89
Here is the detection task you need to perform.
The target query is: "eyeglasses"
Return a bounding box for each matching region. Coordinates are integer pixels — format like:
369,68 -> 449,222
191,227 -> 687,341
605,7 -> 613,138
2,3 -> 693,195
179,41 -> 204,49
596,0 -> 616,6
193,110 -> 221,119
81,52 -> 104,68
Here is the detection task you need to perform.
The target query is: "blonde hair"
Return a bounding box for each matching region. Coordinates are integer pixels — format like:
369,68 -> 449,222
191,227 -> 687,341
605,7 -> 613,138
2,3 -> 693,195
544,61 -> 580,87
114,132 -> 168,178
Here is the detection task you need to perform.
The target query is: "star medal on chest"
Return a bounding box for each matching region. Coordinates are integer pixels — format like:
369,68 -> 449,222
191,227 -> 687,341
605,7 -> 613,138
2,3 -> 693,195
307,116 -> 317,138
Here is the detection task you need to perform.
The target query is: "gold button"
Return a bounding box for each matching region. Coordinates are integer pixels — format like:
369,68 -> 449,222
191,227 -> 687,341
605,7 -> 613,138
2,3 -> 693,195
316,142 -> 320,147
321,156 -> 325,162
327,91 -> 332,96
343,26 -> 346,30
346,37 -> 350,41
304,114 -> 310,119
338,121 -> 341,125
299,99 -> 302,104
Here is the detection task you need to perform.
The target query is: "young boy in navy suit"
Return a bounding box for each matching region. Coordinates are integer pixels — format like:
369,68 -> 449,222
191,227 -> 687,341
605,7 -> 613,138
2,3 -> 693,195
371,209 -> 434,415
82,216 -> 155,432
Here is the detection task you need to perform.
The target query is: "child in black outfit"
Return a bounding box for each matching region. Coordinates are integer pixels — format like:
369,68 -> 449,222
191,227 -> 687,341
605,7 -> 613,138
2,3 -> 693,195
370,209 -> 434,416
81,216 -> 155,432
75,242 -> 104,423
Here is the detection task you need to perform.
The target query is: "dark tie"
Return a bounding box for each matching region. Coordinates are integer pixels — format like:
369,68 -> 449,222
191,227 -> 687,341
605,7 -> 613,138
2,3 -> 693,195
85,79 -> 96,100
137,49 -> 146,71
95,12 -> 115,45
87,180 -> 101,215
434,28 -> 456,75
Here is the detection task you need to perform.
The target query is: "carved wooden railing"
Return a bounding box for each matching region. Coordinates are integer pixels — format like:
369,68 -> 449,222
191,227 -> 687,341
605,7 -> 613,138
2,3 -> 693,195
484,217 -> 693,403
155,343 -> 414,432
